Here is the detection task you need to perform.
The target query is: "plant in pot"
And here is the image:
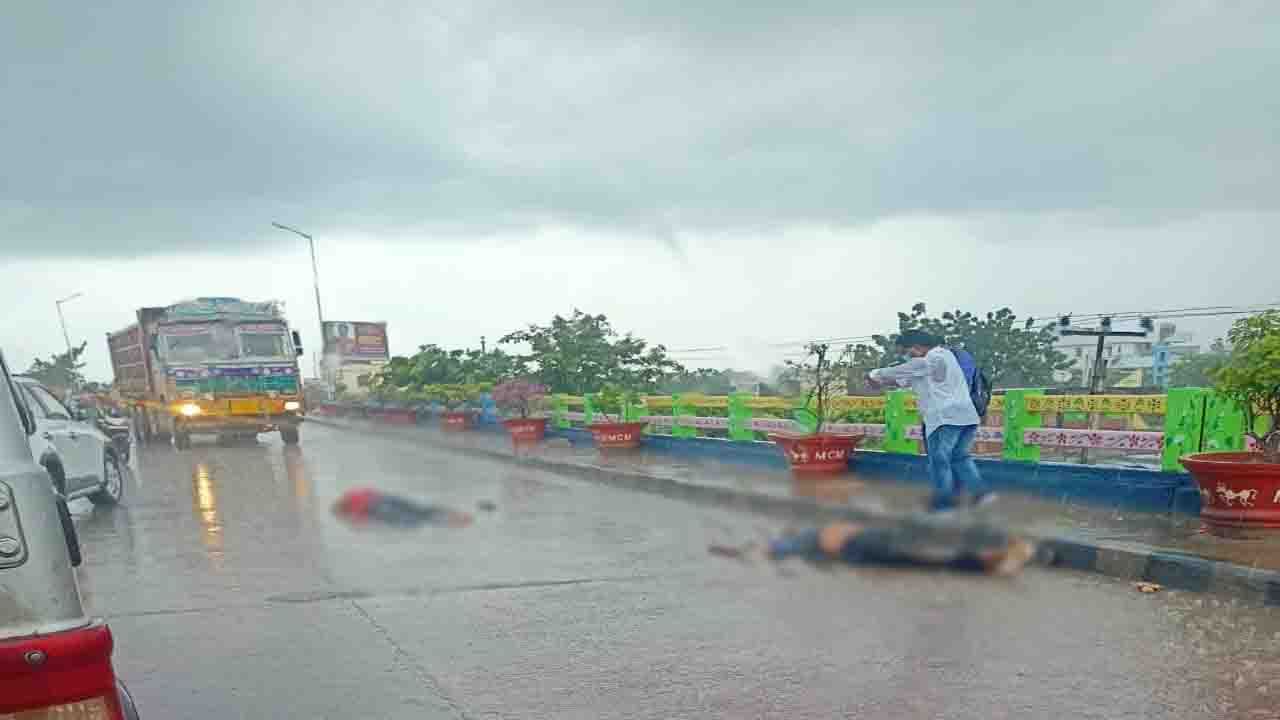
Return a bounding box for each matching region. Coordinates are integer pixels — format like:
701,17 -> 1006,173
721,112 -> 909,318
369,382 -> 416,425
405,386 -> 434,425
586,384 -> 647,450
430,384 -> 477,431
1182,310 -> 1280,529
493,379 -> 549,448
769,343 -> 861,474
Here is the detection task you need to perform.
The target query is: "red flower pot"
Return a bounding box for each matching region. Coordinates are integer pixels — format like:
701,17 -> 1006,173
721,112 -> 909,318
442,411 -> 472,431
1182,452 -> 1280,529
503,417 -> 548,446
587,421 -> 647,450
770,432 -> 860,474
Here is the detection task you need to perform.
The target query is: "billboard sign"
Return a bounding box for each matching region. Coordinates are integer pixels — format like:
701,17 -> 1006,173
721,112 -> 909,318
323,321 -> 389,362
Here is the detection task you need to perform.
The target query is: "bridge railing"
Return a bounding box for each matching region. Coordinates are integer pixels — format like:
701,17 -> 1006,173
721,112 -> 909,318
319,386 -> 1253,473
544,387 -> 1250,472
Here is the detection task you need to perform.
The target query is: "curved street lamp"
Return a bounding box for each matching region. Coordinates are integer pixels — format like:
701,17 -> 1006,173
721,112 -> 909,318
272,222 -> 329,396
55,292 -> 83,357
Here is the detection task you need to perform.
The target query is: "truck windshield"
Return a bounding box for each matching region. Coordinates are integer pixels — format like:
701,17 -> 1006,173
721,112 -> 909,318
161,324 -> 236,363
164,332 -> 221,363
240,332 -> 290,359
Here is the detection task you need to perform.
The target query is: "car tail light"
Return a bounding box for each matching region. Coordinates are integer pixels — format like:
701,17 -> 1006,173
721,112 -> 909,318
0,624 -> 129,720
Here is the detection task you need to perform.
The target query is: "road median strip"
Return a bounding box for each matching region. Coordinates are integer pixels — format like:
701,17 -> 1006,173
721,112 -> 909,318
309,415 -> 1280,607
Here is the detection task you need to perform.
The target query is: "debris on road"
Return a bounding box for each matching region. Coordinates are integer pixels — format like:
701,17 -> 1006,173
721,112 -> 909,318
333,487 -> 474,528
708,542 -> 755,560
1134,581 -> 1163,594
476,499 -> 498,512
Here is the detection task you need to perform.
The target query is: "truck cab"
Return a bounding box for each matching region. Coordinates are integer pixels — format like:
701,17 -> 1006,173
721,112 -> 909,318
112,298 -> 306,448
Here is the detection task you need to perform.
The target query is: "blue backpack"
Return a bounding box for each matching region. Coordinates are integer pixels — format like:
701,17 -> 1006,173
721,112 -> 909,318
949,348 -> 992,418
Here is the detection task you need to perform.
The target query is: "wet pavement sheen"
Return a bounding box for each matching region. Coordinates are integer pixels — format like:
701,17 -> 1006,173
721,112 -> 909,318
72,424 -> 1280,719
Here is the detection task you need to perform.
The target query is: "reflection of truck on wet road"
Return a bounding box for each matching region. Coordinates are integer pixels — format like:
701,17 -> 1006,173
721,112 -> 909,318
107,297 -> 306,448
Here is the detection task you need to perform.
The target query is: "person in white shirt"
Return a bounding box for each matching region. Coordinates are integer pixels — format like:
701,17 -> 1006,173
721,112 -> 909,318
867,330 -> 994,511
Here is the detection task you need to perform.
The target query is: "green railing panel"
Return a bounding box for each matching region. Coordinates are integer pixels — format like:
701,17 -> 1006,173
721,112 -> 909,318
882,390 -> 921,455
1002,389 -> 1044,463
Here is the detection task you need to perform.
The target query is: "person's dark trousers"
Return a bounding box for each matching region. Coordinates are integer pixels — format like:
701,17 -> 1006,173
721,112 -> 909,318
925,424 -> 988,511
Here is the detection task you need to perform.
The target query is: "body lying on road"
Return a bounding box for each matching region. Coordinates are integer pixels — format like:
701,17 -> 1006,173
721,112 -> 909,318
714,514 -> 1036,576
333,487 -> 474,528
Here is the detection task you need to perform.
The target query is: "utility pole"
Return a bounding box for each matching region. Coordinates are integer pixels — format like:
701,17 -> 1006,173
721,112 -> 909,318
272,222 -> 329,397
1059,316 -> 1153,392
1059,316 -> 1153,463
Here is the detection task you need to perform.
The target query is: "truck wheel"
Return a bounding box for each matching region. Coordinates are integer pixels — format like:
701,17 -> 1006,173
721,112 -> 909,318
154,411 -> 173,442
139,409 -> 153,444
281,426 -> 300,445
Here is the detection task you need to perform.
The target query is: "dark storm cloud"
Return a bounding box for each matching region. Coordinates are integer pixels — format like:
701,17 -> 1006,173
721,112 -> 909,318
3,1 -> 1277,258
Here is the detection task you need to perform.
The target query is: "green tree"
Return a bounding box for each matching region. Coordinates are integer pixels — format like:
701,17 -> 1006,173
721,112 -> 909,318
659,368 -> 736,395
1168,347 -> 1228,388
499,310 -> 683,394
376,344 -> 527,392
1213,311 -> 1280,460
25,342 -> 88,392
459,347 -> 526,384
843,344 -> 886,394
857,303 -> 1071,388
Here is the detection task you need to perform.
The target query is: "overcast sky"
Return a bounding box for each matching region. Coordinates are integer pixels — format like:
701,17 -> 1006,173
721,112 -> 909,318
3,1 -> 1278,380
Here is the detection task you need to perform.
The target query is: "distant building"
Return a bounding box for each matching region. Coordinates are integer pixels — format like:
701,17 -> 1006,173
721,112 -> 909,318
724,370 -> 766,395
332,361 -> 387,398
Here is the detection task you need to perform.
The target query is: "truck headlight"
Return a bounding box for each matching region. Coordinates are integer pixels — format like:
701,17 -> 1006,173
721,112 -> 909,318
284,401 -> 301,411
179,403 -> 203,417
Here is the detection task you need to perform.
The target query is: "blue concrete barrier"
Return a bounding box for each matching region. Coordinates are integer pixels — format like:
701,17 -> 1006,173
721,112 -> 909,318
545,426 -> 1200,515
346,406 -> 1200,515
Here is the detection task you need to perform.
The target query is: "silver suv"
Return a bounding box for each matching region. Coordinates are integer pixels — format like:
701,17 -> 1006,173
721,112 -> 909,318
1,351 -> 138,718
14,377 -> 125,505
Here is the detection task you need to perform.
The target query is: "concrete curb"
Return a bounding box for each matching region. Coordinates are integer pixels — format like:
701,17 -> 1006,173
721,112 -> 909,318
309,416 -> 1280,607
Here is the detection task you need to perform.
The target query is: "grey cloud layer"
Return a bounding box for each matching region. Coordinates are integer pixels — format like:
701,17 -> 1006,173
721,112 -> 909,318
3,1 -> 1276,258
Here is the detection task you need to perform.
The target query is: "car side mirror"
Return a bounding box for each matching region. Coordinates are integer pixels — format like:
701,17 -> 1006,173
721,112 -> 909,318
292,331 -> 304,357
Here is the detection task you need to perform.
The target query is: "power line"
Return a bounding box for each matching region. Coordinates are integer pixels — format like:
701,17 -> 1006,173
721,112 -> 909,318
715,301 -> 1280,354
767,333 -> 880,348
667,345 -> 730,354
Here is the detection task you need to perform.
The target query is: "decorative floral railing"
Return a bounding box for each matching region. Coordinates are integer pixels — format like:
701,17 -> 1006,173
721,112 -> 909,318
320,386 -> 1251,473
544,387 -> 1249,472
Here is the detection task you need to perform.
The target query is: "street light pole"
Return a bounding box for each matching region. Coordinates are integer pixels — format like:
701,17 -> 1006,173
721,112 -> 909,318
54,292 -> 83,394
272,222 -> 329,395
55,292 -> 83,357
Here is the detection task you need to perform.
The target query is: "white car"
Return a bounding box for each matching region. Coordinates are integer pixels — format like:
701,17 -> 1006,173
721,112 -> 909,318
14,377 -> 124,505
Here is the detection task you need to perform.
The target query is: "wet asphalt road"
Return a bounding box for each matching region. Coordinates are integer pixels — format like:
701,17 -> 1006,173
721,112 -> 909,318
72,423 -> 1280,719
